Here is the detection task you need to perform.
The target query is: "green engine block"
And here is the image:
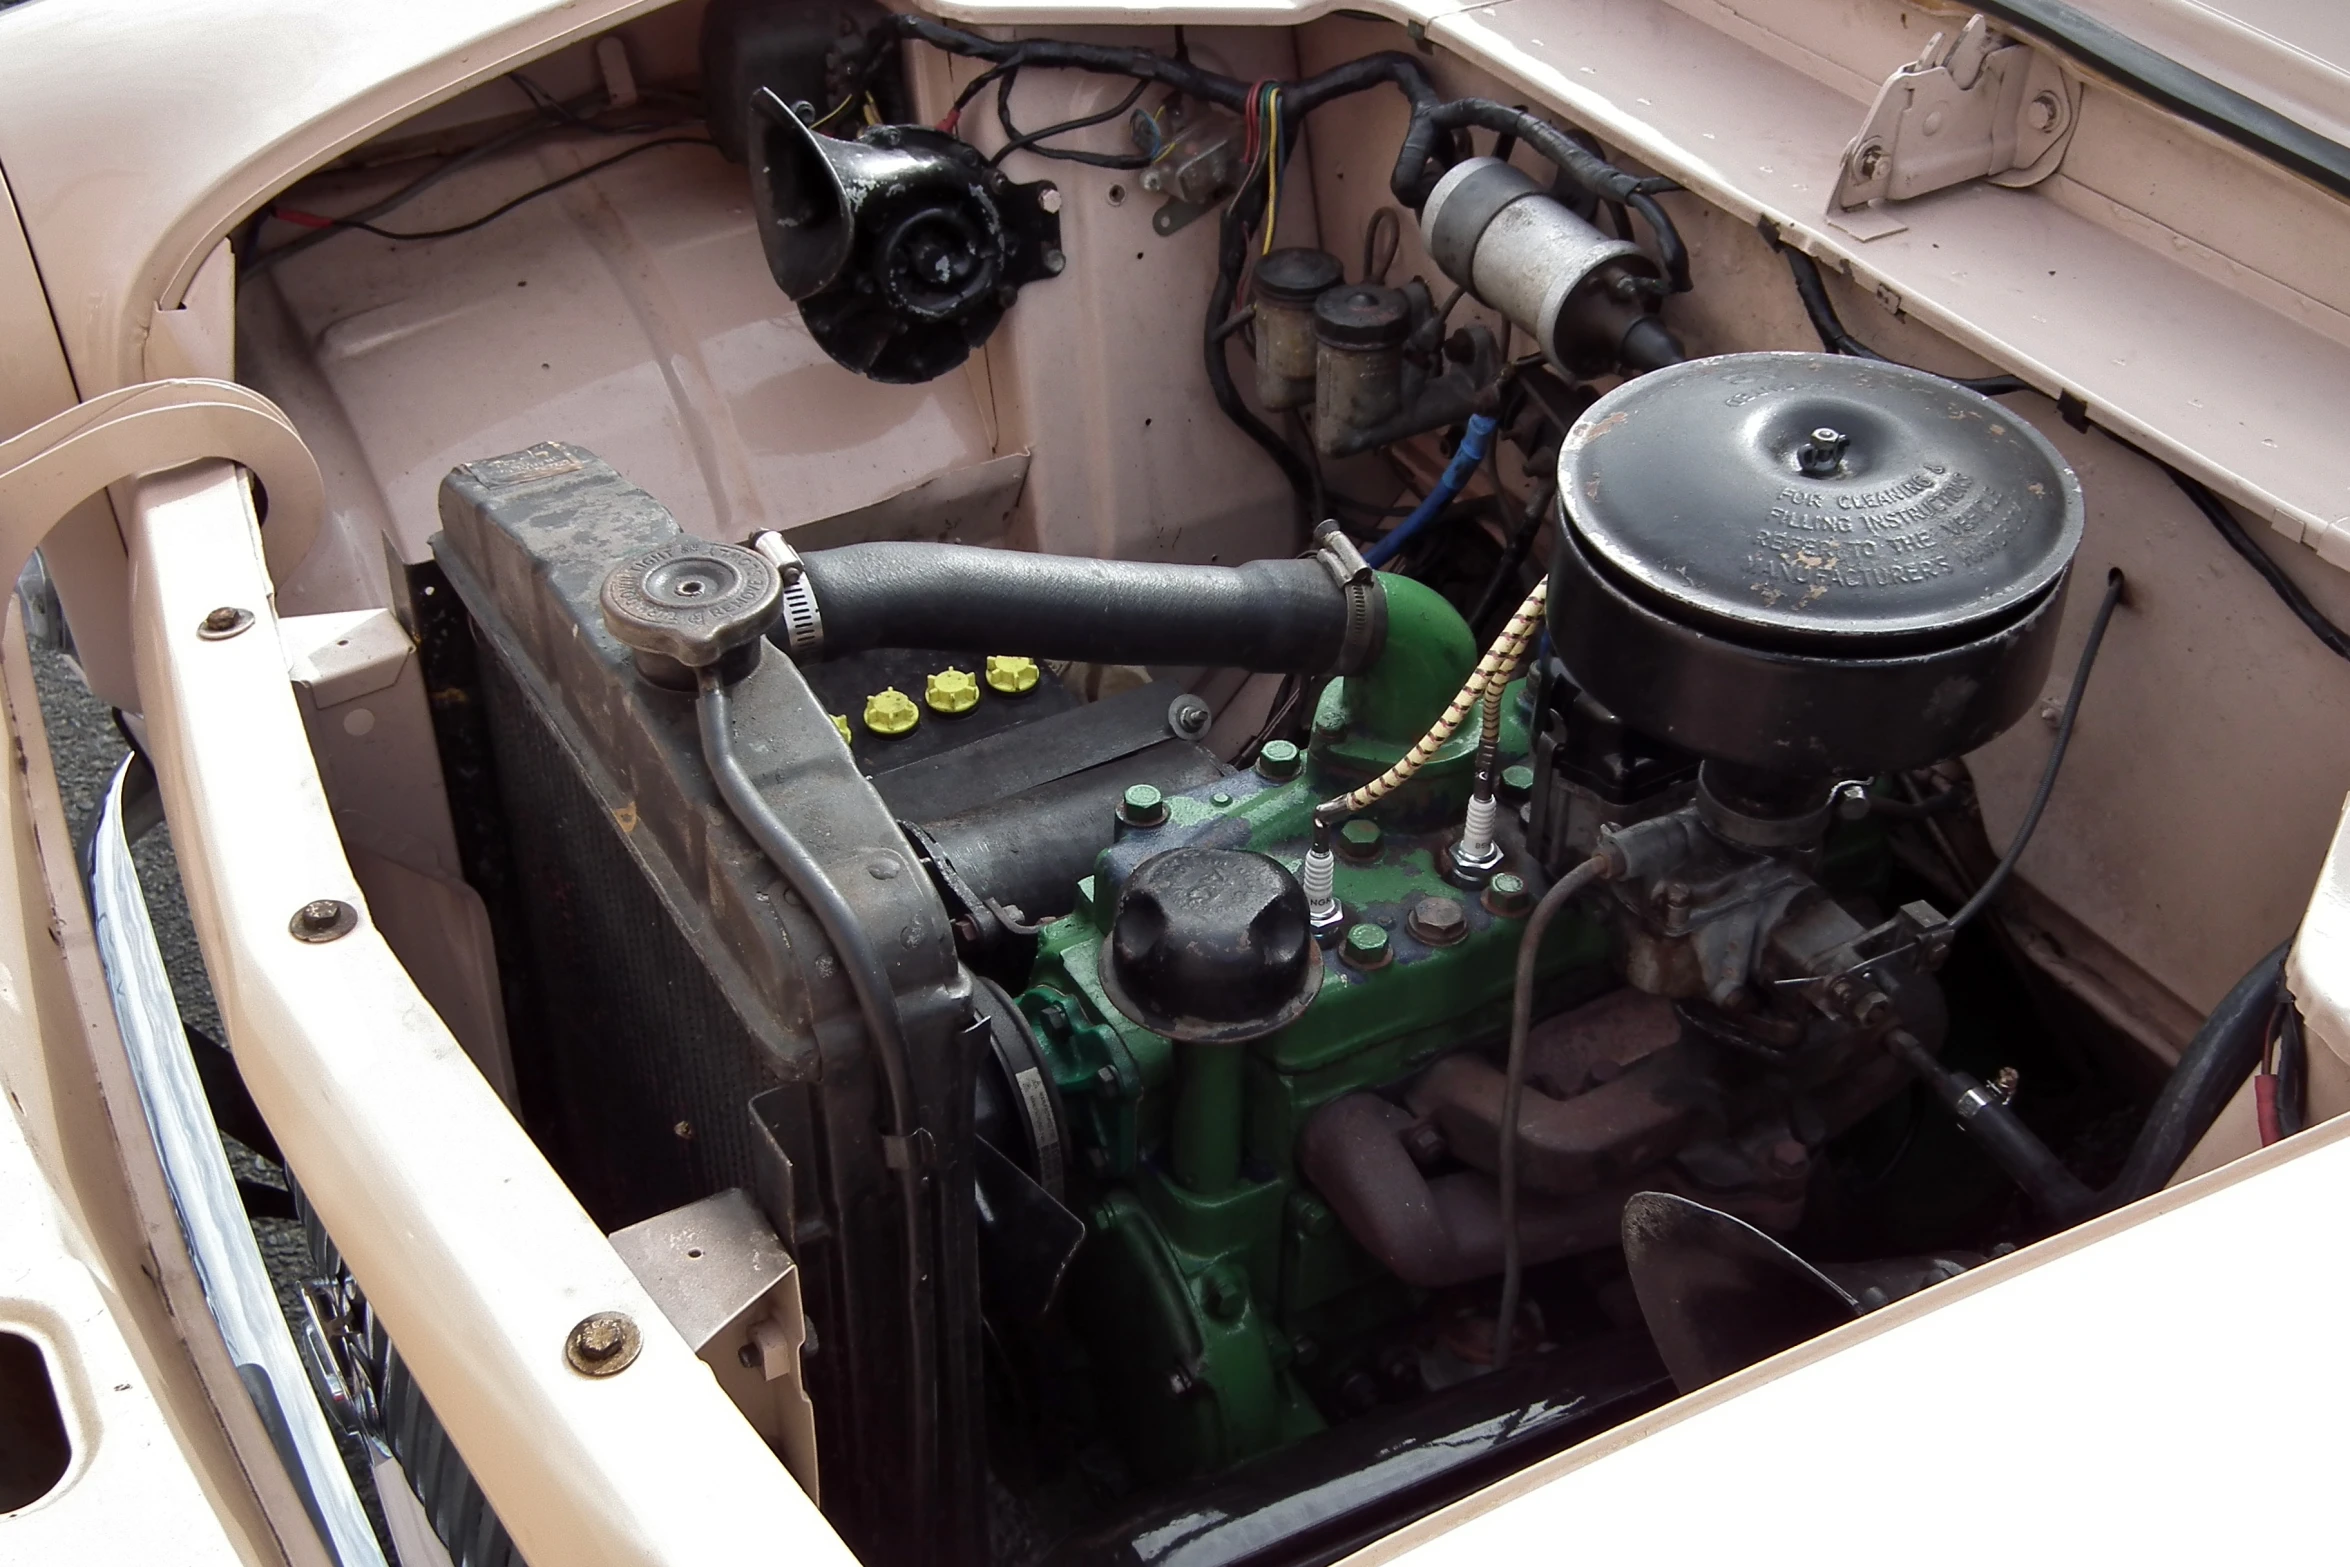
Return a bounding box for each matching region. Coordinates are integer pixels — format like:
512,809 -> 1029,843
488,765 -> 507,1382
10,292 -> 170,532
1012,578 -> 1609,1481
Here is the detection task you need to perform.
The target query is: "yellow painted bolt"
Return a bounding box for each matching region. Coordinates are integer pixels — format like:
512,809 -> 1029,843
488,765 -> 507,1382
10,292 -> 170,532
864,688 -> 920,737
831,714 -> 852,746
926,667 -> 981,715
985,654 -> 1041,696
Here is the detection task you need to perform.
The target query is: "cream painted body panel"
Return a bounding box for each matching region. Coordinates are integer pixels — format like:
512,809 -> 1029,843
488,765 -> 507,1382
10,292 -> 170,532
3,0 -> 2350,1560
1357,1107 -> 2350,1563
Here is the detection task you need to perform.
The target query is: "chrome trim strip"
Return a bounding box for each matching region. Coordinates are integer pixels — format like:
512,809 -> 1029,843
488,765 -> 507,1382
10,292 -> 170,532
89,756 -> 385,1567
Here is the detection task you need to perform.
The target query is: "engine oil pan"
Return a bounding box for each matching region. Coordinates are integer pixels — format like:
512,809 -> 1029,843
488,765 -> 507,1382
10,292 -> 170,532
1548,351 -> 2085,775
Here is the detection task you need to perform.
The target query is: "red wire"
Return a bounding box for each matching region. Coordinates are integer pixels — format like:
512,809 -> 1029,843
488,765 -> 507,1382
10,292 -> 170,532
270,207 -> 336,230
2256,1073 -> 2283,1146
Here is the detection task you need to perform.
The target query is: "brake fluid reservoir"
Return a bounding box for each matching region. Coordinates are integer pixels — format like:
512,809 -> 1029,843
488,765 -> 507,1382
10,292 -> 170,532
1313,284 -> 1410,456
1253,247 -> 1344,411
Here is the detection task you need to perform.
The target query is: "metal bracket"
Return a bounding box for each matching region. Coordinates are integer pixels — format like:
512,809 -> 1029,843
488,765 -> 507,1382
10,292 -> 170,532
1831,14 -> 2079,211
608,1189 -> 821,1501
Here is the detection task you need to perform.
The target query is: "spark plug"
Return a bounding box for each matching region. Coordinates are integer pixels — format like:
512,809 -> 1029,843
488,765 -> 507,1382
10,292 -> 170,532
1302,819 -> 1346,942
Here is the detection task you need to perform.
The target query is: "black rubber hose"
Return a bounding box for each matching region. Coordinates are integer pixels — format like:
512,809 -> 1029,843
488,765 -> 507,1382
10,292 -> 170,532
695,675 -> 935,1522
1888,1030 -> 2099,1224
796,542 -> 1380,673
1892,939 -> 2292,1225
2105,940 -> 2292,1207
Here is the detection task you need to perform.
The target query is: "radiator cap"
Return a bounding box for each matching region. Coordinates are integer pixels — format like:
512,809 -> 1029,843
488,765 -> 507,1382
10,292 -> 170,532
601,539 -> 781,679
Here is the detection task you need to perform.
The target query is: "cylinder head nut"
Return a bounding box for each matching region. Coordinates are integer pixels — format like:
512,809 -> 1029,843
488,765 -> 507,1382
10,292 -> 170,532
1255,739 -> 1303,782
1406,896 -> 1468,947
1341,922 -> 1392,971
864,688 -> 920,737
1483,873 -> 1532,917
1118,784 -> 1168,829
925,666 -> 981,715
984,654 -> 1040,696
1337,818 -> 1383,861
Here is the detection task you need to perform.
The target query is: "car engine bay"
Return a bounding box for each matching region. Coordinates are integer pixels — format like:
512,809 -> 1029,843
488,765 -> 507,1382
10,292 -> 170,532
193,4 -> 2346,1564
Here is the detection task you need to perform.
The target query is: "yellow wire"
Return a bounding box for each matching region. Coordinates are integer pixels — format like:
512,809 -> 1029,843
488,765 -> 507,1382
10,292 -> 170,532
808,91 -> 859,131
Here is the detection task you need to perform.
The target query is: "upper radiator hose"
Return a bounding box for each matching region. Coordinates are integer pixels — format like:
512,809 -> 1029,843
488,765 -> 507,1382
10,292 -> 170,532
790,538 -> 1386,674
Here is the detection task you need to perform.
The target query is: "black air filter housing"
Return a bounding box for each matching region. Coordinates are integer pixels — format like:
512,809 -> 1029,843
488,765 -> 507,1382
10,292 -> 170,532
1548,351 -> 2083,776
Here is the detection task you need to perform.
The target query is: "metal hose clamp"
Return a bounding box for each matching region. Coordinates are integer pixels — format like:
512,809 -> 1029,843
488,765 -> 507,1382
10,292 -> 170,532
752,531 -> 825,655
1312,521 -> 1386,674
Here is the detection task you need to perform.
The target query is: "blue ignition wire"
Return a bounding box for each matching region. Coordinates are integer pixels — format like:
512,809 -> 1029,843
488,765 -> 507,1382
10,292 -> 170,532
1362,413 -> 1499,567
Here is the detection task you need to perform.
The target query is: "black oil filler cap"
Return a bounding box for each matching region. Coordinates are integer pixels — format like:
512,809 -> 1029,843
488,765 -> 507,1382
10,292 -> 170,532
1550,352 -> 2084,775
1099,848 -> 1321,1045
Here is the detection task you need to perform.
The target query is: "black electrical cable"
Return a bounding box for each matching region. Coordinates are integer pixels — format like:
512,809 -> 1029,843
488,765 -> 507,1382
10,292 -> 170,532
1362,206 -> 1402,284
244,78 -> 703,277
245,115 -> 555,277
1495,854 -> 1609,1370
694,674 -> 935,1520
2168,469 -> 2350,665
1766,224 -> 2350,671
1944,566 -> 2127,932
990,71 -> 1154,169
849,16 -> 1692,520
300,136 -> 718,243
1468,478 -> 1557,636
1865,784 -> 1971,820
1773,242 -> 2030,396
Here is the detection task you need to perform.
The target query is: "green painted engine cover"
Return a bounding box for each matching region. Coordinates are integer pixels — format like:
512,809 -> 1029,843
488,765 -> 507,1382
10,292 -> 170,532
1013,577 -> 1611,1481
